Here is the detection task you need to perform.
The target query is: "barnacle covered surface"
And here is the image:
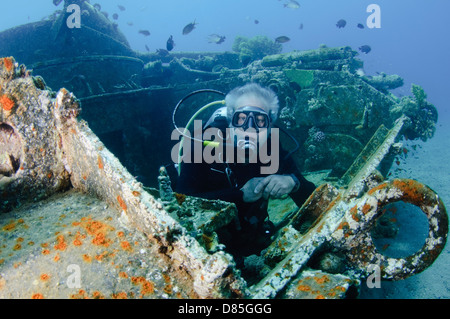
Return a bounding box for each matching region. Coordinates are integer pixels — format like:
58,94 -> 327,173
0,191 -> 196,299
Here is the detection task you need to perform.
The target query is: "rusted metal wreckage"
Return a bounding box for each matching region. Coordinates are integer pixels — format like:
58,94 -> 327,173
0,3 -> 447,299
1,54 -> 447,298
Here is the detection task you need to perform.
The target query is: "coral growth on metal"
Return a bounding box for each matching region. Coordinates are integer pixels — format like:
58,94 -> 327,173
0,56 -> 448,299
332,179 -> 448,280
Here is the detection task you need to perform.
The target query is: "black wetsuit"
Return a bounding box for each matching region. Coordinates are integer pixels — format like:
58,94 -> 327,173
176,138 -> 316,257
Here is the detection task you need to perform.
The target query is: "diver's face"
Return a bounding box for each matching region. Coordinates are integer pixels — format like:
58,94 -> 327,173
231,96 -> 270,161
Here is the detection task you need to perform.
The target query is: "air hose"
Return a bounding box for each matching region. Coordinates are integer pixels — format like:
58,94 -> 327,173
172,89 -> 226,175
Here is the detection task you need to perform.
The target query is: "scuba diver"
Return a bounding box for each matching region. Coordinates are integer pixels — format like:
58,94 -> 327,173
175,83 -> 316,259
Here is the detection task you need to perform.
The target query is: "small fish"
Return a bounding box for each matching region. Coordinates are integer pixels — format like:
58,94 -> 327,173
275,36 -> 290,43
336,19 -> 347,28
139,30 -> 151,36
299,23 -> 304,30
112,13 -> 119,20
53,0 -> 63,6
145,45 -> 150,52
356,68 -> 365,77
118,5 -> 126,11
166,35 -> 175,51
284,0 -> 300,9
357,23 -> 365,29
208,34 -> 226,44
127,21 -> 134,26
93,3 -> 101,11
359,45 -> 371,54
182,20 -> 198,35
254,19 -> 259,24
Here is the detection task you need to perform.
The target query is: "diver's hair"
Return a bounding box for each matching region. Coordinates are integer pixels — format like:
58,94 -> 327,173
225,83 -> 279,124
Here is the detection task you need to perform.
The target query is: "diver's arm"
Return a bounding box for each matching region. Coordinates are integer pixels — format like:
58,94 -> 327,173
277,151 -> 316,206
253,175 -> 296,200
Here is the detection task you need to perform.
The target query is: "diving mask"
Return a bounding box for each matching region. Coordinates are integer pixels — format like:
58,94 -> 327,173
231,106 -> 270,131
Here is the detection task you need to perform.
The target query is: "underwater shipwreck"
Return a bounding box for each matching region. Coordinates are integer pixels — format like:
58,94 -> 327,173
0,2 -> 448,299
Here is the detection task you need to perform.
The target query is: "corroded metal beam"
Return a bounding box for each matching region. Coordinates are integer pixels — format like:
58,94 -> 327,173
340,116 -> 408,198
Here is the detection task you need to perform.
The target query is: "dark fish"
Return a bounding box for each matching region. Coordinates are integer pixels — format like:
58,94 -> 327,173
359,45 -> 371,54
139,30 -> 151,36
208,34 -> 226,44
289,81 -> 301,92
112,13 -> 119,20
357,23 -> 365,29
53,0 -> 63,6
299,23 -> 304,30
182,20 -> 198,35
118,5 -> 126,11
254,19 -> 259,24
275,36 -> 290,43
166,35 -> 175,51
145,45 -> 150,52
336,19 -> 347,28
93,3 -> 101,11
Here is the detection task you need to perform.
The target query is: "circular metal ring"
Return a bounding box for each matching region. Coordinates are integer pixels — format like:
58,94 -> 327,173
335,179 -> 448,280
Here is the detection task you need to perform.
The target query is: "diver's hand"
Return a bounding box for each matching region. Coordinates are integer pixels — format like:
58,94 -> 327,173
254,175 -> 296,200
241,177 -> 265,202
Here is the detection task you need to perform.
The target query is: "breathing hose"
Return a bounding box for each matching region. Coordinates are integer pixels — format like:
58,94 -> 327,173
172,89 -> 226,175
